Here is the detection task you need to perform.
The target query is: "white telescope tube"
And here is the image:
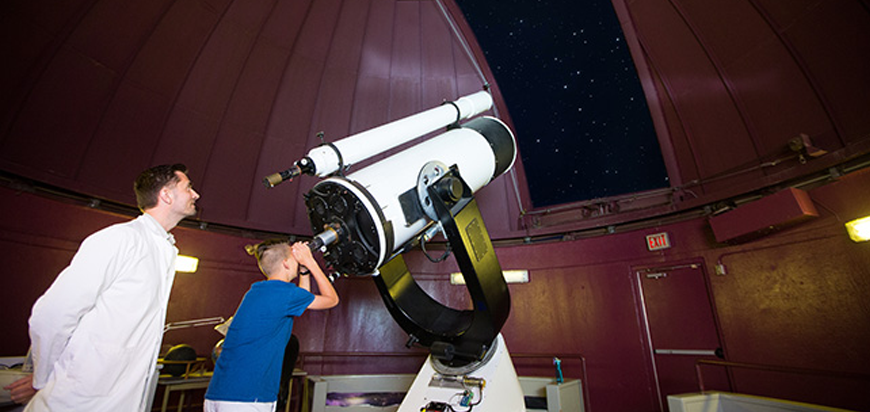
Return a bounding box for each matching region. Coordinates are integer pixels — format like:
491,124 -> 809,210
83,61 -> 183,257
305,90 -> 493,177
305,116 -> 515,276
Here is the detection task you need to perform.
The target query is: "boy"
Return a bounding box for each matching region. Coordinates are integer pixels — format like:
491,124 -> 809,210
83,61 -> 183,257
204,240 -> 339,411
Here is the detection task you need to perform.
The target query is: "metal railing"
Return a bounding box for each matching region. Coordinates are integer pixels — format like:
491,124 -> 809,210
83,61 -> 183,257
695,359 -> 870,392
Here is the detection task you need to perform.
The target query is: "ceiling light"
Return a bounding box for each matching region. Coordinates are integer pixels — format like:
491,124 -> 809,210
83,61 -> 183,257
176,255 -> 199,273
450,270 -> 529,285
845,216 -> 870,242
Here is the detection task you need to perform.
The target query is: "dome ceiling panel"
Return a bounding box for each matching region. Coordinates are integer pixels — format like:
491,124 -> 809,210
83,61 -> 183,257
780,0 -> 870,145
753,0 -> 823,29
421,2 -> 458,81
3,0 -> 868,239
122,1 -> 218,99
4,47 -> 117,179
77,81 -> 173,194
628,0 -> 762,185
723,38 -> 834,156
66,0 -> 172,72
392,3 -> 423,82
617,0 -> 869,203
673,1 -> 771,68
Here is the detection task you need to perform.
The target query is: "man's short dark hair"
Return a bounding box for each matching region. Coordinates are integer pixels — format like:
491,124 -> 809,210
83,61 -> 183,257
134,164 -> 188,211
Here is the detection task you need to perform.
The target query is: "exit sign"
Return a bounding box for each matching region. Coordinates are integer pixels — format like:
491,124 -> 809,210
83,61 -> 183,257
646,232 -> 671,251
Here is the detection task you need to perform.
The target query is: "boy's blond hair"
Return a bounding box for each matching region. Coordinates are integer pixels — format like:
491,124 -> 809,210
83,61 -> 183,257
245,239 -> 292,276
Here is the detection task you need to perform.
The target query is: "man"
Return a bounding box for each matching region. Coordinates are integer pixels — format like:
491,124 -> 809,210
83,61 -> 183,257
204,239 -> 339,411
4,164 -> 200,411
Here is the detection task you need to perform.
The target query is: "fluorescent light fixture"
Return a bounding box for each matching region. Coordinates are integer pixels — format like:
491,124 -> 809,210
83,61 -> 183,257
175,255 -> 199,273
845,215 -> 870,242
450,270 -> 529,285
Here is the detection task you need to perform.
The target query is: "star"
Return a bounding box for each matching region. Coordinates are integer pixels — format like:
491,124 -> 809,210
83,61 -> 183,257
456,0 -> 668,207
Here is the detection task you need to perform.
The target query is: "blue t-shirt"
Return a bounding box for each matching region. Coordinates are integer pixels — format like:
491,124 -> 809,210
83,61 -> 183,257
205,280 -> 315,402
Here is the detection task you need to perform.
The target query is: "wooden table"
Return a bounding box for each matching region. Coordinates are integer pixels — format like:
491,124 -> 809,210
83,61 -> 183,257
157,372 -> 212,412
285,369 -> 309,412
156,357 -> 211,412
156,367 -> 309,412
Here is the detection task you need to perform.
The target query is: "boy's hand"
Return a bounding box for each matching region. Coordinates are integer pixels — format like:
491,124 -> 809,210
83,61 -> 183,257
290,242 -> 316,268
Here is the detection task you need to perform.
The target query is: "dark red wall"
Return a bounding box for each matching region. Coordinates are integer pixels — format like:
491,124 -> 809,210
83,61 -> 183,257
3,168 -> 868,411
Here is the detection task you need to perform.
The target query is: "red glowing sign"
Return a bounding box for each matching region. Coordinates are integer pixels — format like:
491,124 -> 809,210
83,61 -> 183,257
646,232 -> 671,251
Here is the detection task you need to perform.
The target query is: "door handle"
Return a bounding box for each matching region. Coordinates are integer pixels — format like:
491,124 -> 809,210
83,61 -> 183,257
654,349 -> 716,356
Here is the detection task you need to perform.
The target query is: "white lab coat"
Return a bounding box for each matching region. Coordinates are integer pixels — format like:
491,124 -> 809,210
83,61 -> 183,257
26,213 -> 177,412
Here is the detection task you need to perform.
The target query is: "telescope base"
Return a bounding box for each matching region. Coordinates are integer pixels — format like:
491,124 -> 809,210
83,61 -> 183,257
398,334 -> 526,412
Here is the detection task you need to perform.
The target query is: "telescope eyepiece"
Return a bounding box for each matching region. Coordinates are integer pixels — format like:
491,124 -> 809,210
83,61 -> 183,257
308,222 -> 344,252
262,157 -> 317,188
262,166 -> 300,188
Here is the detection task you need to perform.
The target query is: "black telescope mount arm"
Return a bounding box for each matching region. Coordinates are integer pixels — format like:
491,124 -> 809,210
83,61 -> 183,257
371,167 -> 511,370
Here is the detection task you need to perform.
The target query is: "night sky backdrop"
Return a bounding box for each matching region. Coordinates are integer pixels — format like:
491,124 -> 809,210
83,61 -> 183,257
455,0 -> 669,208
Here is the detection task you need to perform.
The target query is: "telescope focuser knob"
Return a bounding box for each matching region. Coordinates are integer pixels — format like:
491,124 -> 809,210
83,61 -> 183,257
434,176 -> 464,203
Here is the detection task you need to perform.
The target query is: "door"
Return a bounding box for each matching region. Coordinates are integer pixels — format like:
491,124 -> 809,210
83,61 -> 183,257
634,261 -> 731,411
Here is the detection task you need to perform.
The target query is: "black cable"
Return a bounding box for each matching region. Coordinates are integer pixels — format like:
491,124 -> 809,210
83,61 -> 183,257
420,234 -> 451,263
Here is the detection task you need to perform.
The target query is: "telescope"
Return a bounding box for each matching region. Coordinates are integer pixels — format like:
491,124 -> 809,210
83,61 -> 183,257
263,90 -> 495,187
264,90 -> 526,411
